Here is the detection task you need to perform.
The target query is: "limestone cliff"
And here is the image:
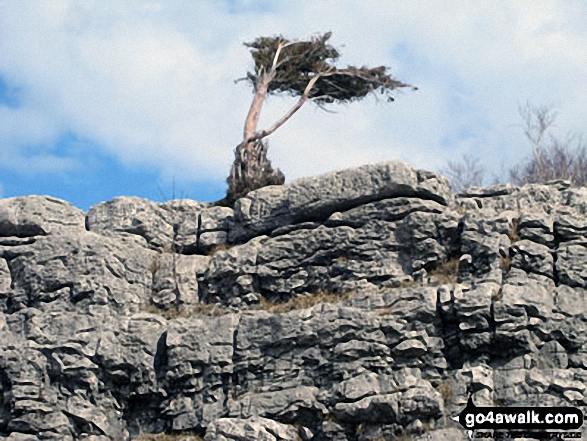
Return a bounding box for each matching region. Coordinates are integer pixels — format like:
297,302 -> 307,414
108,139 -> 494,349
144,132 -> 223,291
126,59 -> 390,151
0,162 -> 585,440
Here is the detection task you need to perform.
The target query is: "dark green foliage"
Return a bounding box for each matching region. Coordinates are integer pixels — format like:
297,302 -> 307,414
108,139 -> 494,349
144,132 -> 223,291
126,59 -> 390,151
244,32 -> 414,104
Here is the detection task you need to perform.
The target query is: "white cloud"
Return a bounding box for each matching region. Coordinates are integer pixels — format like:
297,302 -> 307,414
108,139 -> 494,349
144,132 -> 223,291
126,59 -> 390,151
0,0 -> 586,184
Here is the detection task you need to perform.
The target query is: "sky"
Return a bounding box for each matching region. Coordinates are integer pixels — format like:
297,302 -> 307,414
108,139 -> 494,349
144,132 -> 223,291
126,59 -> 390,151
1,0 -> 587,210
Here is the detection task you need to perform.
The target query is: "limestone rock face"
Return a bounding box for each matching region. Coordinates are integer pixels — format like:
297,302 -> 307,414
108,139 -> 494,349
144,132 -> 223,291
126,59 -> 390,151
0,162 -> 586,440
0,196 -> 85,237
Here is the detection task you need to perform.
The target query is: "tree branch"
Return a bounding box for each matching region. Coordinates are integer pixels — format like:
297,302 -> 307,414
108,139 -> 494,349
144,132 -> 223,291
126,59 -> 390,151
270,33 -> 317,71
248,73 -> 326,142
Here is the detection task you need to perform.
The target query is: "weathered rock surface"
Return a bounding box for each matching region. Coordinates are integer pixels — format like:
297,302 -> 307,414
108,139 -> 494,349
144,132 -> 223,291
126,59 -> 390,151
0,161 -> 586,440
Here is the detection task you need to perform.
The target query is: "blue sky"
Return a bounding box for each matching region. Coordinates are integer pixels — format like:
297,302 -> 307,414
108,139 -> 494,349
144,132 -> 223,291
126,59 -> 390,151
1,1 -> 587,210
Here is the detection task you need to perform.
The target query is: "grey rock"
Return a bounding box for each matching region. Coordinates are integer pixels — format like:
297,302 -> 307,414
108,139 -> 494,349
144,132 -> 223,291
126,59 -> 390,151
1,434 -> 42,441
0,196 -> 85,237
86,197 -> 232,255
204,416 -> 300,441
2,232 -> 154,313
228,386 -> 327,421
163,315 -> 239,430
231,162 -> 452,243
86,196 -> 176,249
87,197 -> 207,251
334,392 -> 401,423
151,253 -> 209,307
556,243 -> 587,288
510,239 -> 553,278
0,162 -> 586,440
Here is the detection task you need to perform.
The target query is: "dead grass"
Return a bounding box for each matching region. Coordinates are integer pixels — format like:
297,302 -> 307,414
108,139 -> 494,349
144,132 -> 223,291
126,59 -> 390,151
139,304 -> 187,319
140,302 -> 230,319
491,286 -> 504,302
437,380 -> 454,401
507,218 -> 521,243
499,256 -> 512,273
429,258 -> 460,285
493,398 -> 505,407
456,204 -> 468,215
205,243 -> 231,256
191,302 -> 230,316
149,255 -> 161,275
259,289 -> 356,314
397,278 -> 418,289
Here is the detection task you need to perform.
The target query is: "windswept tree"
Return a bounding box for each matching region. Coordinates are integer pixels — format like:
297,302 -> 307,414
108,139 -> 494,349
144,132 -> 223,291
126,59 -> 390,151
222,32 -> 416,205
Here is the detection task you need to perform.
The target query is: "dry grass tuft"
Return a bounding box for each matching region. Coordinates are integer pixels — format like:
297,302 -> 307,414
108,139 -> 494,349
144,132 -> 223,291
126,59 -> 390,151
149,255 -> 161,275
205,243 -> 231,256
500,256 -> 512,273
429,258 -> 460,285
437,380 -> 454,401
191,302 -> 230,316
492,287 -> 504,302
259,289 -> 355,314
507,218 -> 521,243
397,278 -> 418,289
140,302 -> 230,319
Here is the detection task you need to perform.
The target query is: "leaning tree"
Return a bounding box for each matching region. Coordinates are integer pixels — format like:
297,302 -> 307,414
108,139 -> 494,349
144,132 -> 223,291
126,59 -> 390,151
223,32 -> 416,205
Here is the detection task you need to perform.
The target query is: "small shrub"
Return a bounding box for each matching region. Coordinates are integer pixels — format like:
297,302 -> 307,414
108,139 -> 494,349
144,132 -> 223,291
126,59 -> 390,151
429,258 -> 460,285
437,380 -> 454,401
205,243 -> 231,256
140,304 -> 161,315
492,287 -> 504,302
506,218 -> 521,243
139,302 -> 230,319
191,302 -> 230,316
139,304 -> 186,319
149,255 -> 161,275
398,278 -> 418,289
499,256 -> 512,273
259,289 -> 355,314
493,398 -> 505,407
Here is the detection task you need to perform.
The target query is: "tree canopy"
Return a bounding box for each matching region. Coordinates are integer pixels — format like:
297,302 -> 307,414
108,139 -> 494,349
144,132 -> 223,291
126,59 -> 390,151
242,32 -> 412,104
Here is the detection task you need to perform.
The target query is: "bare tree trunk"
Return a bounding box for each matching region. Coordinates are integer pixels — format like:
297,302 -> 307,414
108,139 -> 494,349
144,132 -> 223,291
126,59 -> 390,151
224,74 -> 284,205
226,138 -> 284,204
